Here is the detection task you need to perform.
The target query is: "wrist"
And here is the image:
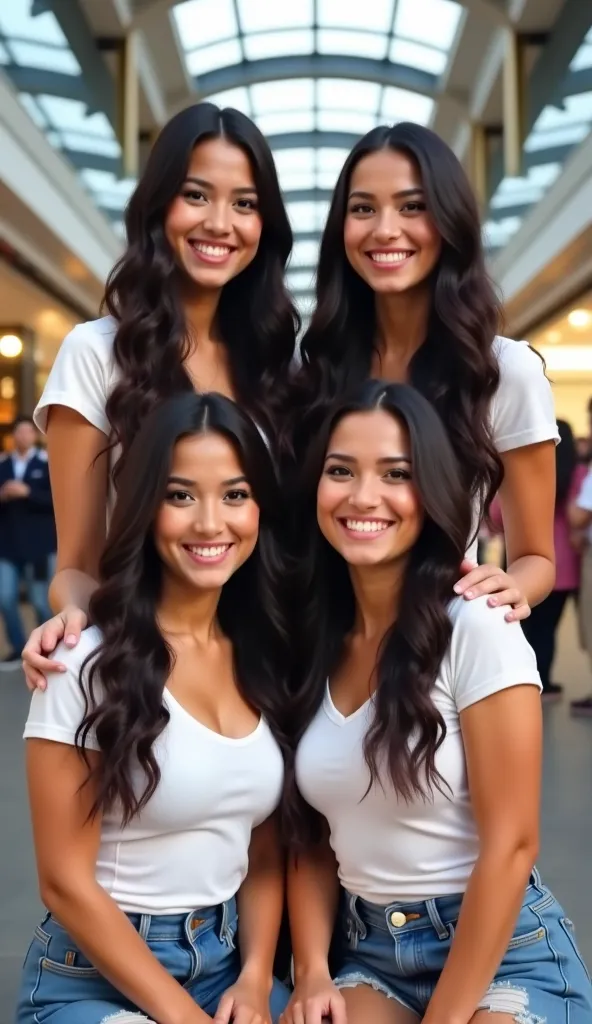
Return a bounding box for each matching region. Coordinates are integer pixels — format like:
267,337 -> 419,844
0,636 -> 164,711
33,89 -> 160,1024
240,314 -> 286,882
238,960 -> 274,992
293,957 -> 331,984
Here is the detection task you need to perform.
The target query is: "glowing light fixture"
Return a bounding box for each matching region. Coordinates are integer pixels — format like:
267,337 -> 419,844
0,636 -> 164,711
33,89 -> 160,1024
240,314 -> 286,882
0,334 -> 23,358
567,309 -> 592,329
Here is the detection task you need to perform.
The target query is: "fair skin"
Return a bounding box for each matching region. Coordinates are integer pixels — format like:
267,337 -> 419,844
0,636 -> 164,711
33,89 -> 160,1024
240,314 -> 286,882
283,409 -> 541,1024
342,148 -> 556,622
0,420 -> 39,502
28,431 -> 282,1024
22,136 -> 263,689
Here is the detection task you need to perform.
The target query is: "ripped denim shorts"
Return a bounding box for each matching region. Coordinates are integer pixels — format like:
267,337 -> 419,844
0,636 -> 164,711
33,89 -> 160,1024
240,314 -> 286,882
15,898 -> 289,1024
334,868 -> 592,1023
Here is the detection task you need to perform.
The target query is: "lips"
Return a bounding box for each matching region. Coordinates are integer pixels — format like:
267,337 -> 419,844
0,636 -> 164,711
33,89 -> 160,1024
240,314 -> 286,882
182,542 -> 233,565
338,517 -> 394,539
366,250 -> 415,266
187,240 -> 236,263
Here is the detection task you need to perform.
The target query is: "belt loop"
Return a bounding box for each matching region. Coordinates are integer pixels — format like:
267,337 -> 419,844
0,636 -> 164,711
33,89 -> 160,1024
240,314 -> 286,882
138,914 -> 151,941
346,892 -> 366,948
219,899 -> 236,949
426,899 -> 449,941
530,865 -> 543,890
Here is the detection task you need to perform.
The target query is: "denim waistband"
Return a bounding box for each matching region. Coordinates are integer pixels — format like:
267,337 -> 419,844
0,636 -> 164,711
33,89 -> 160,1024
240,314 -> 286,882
342,867 -> 545,942
122,896 -> 237,946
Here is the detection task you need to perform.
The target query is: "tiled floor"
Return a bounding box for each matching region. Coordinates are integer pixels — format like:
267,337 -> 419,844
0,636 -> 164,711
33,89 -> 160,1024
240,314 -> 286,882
1,608 -> 591,1022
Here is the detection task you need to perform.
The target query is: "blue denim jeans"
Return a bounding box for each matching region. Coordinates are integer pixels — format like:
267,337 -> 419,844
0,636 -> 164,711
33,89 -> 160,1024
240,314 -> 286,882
16,899 -> 290,1023
0,554 -> 55,654
335,869 -> 592,1023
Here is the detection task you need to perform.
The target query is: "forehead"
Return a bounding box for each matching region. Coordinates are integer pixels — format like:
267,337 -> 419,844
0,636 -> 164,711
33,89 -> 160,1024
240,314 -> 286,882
170,432 -> 244,477
349,148 -> 421,193
327,409 -> 410,457
186,137 -> 256,186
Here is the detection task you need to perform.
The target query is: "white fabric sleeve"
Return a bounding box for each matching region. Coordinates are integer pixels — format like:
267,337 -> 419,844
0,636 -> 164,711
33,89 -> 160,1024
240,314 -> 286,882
576,470 -> 592,512
448,597 -> 541,712
490,338 -> 559,454
34,322 -> 112,436
23,632 -> 102,749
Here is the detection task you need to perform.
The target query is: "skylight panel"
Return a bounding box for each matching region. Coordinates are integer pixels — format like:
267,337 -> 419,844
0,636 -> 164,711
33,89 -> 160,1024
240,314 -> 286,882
381,87 -> 434,124
317,78 -> 381,113
316,110 -> 377,135
205,87 -> 251,114
172,0 -> 237,50
251,79 -> 315,114
390,38 -> 448,75
0,41 -> 10,63
185,39 -> 242,77
524,123 -> 590,151
533,93 -> 592,131
60,132 -> 121,158
0,2 -> 67,45
482,217 -> 522,249
9,40 -> 81,74
256,110 -> 315,134
287,201 -> 331,232
288,270 -> 316,291
317,30 -> 388,60
291,239 -> 320,266
394,0 -> 462,52
571,43 -> 592,72
19,93 -> 47,128
243,29 -> 314,60
37,96 -> 114,136
237,0 -> 313,33
274,149 -> 316,173
318,0 -> 395,34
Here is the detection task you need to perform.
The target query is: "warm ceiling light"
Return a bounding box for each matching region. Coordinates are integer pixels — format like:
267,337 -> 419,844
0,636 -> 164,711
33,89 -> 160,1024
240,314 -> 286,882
537,345 -> 592,372
546,329 -> 562,344
567,309 -> 592,329
0,334 -> 23,358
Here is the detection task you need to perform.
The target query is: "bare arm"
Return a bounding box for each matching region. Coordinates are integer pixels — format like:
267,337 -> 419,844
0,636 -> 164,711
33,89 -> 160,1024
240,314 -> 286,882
498,440 -> 556,607
27,737 -> 209,1024
422,683 -> 542,1024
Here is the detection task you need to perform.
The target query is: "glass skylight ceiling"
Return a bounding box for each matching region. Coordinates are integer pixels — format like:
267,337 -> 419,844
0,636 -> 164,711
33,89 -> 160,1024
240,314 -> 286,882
173,0 -> 464,295
484,27 -> 592,254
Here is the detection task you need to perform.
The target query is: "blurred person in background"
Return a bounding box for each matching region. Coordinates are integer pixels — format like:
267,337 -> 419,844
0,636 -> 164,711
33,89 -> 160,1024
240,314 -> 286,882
20,102 -> 298,689
0,416 -> 56,668
522,420 -> 587,702
292,122 -> 558,625
568,456 -> 592,717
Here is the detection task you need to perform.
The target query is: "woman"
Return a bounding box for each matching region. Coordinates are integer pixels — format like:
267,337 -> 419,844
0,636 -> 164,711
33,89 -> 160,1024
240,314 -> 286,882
521,420 -> 587,701
22,101 -> 298,688
17,392 -> 291,1024
283,382 -> 591,1024
291,122 -> 558,620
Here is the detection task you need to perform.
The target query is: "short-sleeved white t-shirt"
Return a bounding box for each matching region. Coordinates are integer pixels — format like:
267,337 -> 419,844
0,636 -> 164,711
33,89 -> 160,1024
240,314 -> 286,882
24,627 -> 284,915
575,468 -> 592,544
295,596 -> 541,904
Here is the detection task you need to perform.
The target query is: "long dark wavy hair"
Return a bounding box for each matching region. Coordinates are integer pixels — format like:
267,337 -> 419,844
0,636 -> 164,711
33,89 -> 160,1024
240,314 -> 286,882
287,381 -> 473,844
556,419 -> 577,506
103,102 -> 299,471
292,122 -> 503,517
76,393 -> 291,824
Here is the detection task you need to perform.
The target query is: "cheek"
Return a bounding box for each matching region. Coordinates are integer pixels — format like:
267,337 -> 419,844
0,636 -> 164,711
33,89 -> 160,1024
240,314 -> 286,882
241,214 -> 263,251
397,490 -> 424,535
153,506 -> 183,545
417,218 -> 442,261
316,482 -> 341,537
234,505 -> 260,546
343,218 -> 366,260
164,199 -> 192,245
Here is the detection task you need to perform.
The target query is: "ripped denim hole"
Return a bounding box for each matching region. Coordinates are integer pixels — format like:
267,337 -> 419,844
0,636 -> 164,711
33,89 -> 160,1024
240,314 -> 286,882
100,1013 -> 156,1024
477,980 -> 546,1024
335,973 -> 397,1001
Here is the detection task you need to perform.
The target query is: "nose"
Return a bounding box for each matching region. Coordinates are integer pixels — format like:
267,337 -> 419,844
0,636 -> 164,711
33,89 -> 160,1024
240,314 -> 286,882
348,474 -> 382,511
373,209 -> 403,245
192,498 -> 223,538
203,201 -> 232,237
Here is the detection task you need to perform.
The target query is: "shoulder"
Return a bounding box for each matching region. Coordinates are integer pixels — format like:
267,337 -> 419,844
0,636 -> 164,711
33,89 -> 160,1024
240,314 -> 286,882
51,626 -> 104,678
60,315 -> 117,360
490,336 -> 558,452
493,335 -> 544,381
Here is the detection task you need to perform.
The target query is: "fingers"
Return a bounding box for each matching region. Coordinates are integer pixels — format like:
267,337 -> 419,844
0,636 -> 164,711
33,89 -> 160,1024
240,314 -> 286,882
62,607 -> 87,649
454,565 -> 497,594
213,993 -> 235,1024
328,991 -> 348,1024
505,601 -> 531,622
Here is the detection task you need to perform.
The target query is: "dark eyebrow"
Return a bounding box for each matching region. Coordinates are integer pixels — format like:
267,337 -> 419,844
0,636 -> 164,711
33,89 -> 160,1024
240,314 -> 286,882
167,474 -> 248,487
325,453 -> 411,465
184,176 -> 258,196
348,187 -> 424,201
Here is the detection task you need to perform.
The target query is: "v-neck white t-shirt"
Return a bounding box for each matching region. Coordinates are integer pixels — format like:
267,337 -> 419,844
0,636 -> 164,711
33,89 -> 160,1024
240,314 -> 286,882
24,627 -> 284,914
33,320 -> 557,558
295,597 -> 541,904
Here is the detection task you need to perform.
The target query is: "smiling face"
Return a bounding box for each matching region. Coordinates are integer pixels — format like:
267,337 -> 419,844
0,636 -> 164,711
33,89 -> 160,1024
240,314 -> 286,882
153,431 -> 260,593
164,136 -> 263,293
343,147 -> 442,296
317,409 -> 424,569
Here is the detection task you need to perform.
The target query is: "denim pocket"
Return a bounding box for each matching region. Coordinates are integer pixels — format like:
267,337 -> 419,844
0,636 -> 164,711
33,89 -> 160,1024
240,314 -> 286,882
506,926 -> 546,950
41,957 -> 100,978
560,917 -> 591,984
39,918 -> 100,977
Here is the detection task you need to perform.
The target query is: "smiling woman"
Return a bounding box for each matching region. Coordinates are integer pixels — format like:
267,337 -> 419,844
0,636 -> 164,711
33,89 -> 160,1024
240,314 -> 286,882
21,102 -> 299,688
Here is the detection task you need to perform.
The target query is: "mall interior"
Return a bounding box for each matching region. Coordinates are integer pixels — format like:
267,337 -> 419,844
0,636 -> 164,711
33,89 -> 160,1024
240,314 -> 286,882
0,0 -> 591,1017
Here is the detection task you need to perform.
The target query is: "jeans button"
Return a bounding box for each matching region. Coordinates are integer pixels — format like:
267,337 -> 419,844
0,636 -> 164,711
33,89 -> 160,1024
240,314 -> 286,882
390,911 -> 407,928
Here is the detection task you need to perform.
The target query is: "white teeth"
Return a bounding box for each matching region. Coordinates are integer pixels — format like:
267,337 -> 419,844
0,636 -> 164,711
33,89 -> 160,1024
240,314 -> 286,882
370,251 -> 412,263
345,519 -> 390,533
187,544 -> 229,558
191,243 -> 232,256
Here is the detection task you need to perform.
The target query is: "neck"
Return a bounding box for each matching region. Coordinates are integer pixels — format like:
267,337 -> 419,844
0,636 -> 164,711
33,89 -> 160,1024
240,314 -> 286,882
181,282 -> 223,346
157,575 -> 222,645
15,445 -> 34,457
375,284 -> 432,366
349,560 -> 407,640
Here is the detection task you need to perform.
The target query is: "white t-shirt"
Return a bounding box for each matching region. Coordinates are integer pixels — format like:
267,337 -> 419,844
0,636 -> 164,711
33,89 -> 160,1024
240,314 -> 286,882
24,626 -> 284,915
295,596 -> 541,904
34,322 -> 557,554
575,468 -> 592,543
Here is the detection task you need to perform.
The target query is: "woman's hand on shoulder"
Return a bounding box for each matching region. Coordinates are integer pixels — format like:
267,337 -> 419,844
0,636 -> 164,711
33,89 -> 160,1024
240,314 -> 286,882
280,970 -> 346,1024
454,560 -> 530,622
22,605 -> 88,691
